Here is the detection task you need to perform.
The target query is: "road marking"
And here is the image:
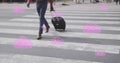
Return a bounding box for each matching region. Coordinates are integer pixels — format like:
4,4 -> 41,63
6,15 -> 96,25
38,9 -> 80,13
1,28 -> 120,40
0,54 -> 103,63
24,15 -> 120,20
1,22 -> 120,31
46,11 -> 120,13
0,37 -> 120,54
10,18 -> 120,24
45,13 -> 120,17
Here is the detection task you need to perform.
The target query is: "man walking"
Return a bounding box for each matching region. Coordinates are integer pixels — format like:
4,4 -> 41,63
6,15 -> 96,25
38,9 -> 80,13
27,0 -> 54,40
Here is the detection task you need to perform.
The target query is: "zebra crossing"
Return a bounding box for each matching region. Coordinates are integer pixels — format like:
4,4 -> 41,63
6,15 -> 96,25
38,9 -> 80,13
0,10 -> 120,63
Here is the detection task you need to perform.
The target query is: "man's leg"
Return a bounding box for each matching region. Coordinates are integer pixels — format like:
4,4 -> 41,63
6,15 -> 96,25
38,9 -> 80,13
41,0 -> 50,29
119,0 -> 120,5
116,0 -> 118,4
49,0 -> 54,11
36,3 -> 44,36
95,0 -> 99,2
36,3 -> 42,16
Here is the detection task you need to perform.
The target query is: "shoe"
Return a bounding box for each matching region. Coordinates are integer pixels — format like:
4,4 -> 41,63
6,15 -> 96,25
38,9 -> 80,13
37,34 -> 42,40
50,9 -> 55,11
46,27 -> 50,33
50,7 -> 55,11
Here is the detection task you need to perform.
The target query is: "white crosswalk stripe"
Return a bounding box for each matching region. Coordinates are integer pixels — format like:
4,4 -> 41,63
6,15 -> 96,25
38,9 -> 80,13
1,28 -> 120,40
1,21 -> 120,31
0,10 -> 120,63
0,37 -> 120,54
10,18 -> 120,24
0,54 -> 102,63
24,15 -> 120,20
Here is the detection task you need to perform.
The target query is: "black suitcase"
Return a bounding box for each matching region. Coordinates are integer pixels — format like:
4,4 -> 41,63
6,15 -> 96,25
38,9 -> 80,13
51,17 -> 66,31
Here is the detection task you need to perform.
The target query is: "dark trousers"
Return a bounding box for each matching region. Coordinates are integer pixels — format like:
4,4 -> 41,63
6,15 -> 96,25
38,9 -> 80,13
95,0 -> 99,2
36,0 -> 50,34
116,0 -> 120,4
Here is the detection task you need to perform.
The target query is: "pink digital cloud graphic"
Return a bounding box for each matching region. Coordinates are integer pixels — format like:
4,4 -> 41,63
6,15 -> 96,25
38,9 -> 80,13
82,22 -> 101,33
99,5 -> 109,11
14,36 -> 32,48
13,6 -> 25,13
41,24 -> 46,29
95,50 -> 106,57
52,12 -> 63,17
51,37 -> 64,45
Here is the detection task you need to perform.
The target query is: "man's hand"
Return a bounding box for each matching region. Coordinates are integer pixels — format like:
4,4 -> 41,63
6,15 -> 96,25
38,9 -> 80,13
27,3 -> 30,8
